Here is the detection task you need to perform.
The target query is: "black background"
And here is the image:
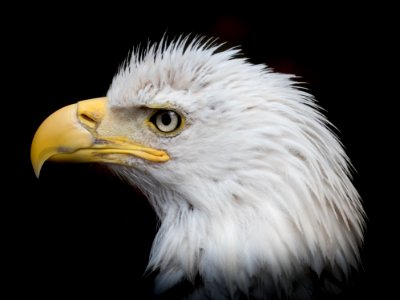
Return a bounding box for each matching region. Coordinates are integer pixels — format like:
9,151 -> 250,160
5,5 -> 394,299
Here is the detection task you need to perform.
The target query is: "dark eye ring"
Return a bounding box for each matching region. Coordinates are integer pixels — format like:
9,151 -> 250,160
150,110 -> 182,133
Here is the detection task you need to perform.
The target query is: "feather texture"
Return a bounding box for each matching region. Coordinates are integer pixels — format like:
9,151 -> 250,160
104,37 -> 365,299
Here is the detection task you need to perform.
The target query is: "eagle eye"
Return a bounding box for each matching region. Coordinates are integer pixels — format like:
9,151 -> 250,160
149,110 -> 182,134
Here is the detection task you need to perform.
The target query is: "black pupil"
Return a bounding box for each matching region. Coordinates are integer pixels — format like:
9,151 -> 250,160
161,112 -> 172,125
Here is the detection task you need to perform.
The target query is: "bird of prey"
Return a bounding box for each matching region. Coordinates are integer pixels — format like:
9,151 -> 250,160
31,37 -> 365,299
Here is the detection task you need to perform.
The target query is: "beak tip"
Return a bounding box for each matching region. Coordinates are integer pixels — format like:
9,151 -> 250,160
31,150 -> 44,179
32,162 -> 42,178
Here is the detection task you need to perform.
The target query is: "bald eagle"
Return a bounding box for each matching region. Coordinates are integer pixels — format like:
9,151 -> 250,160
31,37 -> 365,299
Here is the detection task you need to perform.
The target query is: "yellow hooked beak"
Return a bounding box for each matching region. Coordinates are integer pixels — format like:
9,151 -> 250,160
31,97 -> 169,177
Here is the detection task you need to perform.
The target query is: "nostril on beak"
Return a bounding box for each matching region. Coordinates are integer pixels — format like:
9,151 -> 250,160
77,98 -> 107,131
80,112 -> 95,123
79,112 -> 98,129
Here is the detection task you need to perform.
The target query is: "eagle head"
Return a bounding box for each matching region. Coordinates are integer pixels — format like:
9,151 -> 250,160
31,37 -> 365,299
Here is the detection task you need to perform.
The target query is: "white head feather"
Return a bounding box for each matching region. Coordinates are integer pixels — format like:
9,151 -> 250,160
104,37 -> 365,299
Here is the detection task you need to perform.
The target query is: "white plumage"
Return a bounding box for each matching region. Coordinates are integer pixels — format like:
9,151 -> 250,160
32,37 -> 365,299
